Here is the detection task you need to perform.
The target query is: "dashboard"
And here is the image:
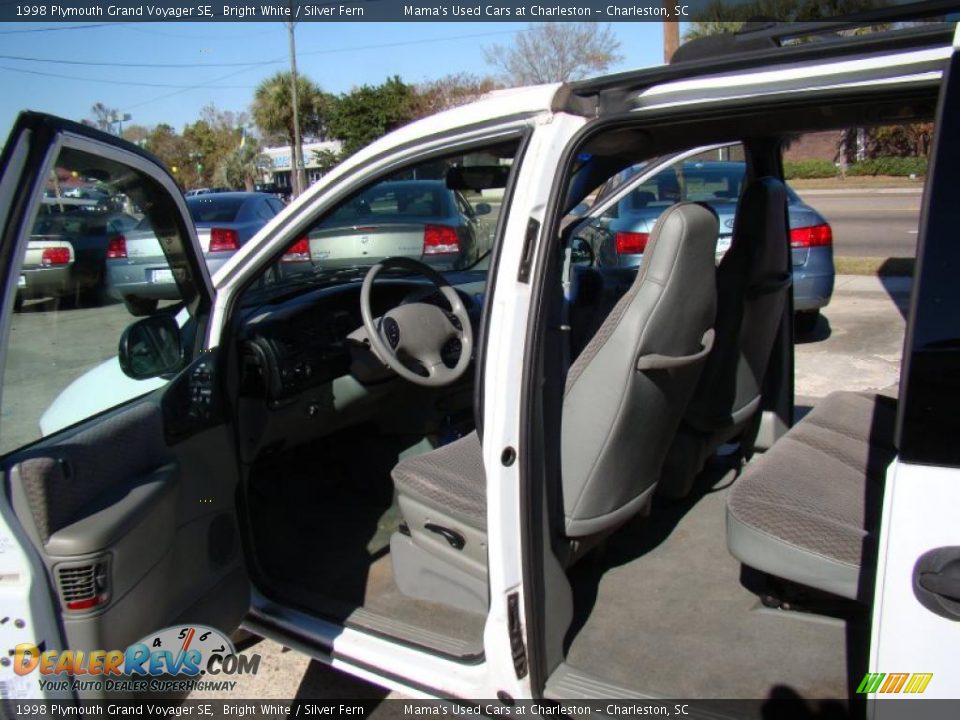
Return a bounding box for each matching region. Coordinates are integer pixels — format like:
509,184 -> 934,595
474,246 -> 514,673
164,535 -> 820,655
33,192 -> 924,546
237,278 -> 485,406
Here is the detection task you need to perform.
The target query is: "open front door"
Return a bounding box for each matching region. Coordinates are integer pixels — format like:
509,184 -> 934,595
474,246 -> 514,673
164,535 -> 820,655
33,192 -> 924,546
869,34 -> 960,707
0,114 -> 248,700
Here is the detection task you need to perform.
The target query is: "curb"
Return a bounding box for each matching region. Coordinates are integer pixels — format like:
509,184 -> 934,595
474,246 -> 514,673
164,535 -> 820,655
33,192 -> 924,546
795,187 -> 923,196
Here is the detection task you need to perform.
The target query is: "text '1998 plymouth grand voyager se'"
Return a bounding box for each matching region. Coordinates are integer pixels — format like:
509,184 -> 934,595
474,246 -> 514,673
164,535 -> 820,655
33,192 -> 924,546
1,8 -> 959,715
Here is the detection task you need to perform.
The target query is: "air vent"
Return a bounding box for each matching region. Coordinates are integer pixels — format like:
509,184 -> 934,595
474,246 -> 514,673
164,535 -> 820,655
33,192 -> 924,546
55,558 -> 110,613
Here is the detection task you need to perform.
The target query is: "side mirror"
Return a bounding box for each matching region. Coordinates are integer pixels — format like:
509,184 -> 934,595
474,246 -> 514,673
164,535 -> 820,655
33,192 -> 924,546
119,315 -> 182,380
474,202 -> 492,216
570,237 -> 595,266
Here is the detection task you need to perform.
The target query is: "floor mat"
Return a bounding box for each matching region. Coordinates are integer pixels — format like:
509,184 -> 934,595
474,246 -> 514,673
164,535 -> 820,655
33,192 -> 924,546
564,468 -> 866,699
247,429 -> 485,656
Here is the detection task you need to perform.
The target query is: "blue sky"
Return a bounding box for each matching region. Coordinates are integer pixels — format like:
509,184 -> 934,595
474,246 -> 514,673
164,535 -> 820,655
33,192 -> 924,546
0,22 -> 669,141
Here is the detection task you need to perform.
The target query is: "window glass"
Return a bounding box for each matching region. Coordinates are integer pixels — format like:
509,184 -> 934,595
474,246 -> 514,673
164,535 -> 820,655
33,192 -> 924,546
239,142 -> 518,308
1,146 -> 198,454
187,196 -> 245,223
254,199 -> 275,221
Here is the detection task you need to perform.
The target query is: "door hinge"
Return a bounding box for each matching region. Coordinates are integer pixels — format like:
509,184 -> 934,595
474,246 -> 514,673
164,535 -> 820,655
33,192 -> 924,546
507,592 -> 528,679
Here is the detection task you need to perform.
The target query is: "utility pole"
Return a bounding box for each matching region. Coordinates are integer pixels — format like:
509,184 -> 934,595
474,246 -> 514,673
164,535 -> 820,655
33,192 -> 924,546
663,6 -> 680,64
287,12 -> 306,198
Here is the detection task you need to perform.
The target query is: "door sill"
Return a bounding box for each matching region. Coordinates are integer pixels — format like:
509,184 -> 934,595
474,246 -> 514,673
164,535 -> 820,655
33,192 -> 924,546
247,588 -> 485,663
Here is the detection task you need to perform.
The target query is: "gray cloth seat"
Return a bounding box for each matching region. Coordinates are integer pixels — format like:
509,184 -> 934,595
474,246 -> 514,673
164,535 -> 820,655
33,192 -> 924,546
660,177 -> 792,499
391,432 -> 487,531
726,391 -> 897,601
390,202 -> 720,613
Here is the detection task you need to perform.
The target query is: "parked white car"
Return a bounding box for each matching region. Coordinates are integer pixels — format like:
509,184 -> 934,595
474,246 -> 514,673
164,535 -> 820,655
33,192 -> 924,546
1,15 -> 959,707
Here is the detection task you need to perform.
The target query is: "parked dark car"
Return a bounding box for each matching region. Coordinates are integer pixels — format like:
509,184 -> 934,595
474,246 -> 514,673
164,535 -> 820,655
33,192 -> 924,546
106,192 -> 284,315
573,157 -> 834,333
15,204 -> 139,309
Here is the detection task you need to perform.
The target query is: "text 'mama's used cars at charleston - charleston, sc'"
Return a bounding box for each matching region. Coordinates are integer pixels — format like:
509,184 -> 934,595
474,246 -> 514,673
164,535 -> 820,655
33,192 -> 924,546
105,191 -> 285,315
1,8 -> 960,708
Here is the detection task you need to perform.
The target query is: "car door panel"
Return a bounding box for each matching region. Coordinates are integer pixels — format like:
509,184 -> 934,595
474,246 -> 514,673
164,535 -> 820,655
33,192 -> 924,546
3,379 -> 247,664
870,33 -> 960,707
0,114 -> 247,694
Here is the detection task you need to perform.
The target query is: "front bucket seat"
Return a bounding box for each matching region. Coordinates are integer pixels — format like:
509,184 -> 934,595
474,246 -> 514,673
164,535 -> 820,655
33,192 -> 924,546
390,202 -> 720,613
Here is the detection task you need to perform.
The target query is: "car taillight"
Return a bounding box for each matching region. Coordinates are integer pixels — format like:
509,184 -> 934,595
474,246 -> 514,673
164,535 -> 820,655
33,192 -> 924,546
282,236 -> 310,262
105,234 -> 127,259
41,247 -> 71,266
790,223 -> 832,248
209,228 -> 239,252
423,225 -> 460,256
615,231 -> 649,255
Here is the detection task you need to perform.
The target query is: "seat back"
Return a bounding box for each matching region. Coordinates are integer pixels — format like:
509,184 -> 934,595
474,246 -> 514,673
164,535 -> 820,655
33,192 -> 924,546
658,178 -> 791,500
561,202 -> 719,537
685,177 -> 790,434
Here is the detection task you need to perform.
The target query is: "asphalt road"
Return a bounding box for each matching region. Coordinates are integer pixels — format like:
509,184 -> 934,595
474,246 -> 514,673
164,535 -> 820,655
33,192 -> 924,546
797,189 -> 922,258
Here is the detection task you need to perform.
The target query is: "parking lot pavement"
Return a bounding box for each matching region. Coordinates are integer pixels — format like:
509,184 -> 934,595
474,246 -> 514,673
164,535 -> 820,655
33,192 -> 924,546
794,274 -> 910,399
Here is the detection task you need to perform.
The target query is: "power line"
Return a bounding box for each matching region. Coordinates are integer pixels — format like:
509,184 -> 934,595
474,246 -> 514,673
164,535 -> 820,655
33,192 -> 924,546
121,65 -> 266,112
0,26 -> 529,114
0,28 -> 524,69
0,64 -> 258,89
297,29 -> 522,58
0,23 -> 115,34
0,53 -> 283,69
121,24 -> 282,40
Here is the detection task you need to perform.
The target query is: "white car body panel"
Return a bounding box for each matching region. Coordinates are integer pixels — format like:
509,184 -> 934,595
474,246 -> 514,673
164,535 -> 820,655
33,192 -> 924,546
634,46 -> 951,111
869,460 -> 960,705
0,488 -> 70,700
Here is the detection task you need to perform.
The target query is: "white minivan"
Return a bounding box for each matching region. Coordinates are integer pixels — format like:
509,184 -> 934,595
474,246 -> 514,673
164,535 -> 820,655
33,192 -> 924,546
0,14 -> 958,714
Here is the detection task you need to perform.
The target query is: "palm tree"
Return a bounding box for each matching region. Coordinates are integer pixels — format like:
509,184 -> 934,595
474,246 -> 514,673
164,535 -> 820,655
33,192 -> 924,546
215,142 -> 268,191
251,72 -> 329,188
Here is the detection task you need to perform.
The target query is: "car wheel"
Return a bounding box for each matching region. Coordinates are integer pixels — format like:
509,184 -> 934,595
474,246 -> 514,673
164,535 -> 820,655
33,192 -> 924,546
123,296 -> 159,317
795,309 -> 820,335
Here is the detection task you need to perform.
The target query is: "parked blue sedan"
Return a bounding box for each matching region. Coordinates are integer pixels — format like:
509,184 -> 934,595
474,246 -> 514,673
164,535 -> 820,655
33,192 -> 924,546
106,192 -> 284,315
573,155 -> 834,334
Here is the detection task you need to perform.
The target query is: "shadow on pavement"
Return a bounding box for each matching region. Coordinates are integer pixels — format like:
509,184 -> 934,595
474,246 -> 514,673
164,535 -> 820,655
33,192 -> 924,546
795,313 -> 832,344
877,259 -> 914,322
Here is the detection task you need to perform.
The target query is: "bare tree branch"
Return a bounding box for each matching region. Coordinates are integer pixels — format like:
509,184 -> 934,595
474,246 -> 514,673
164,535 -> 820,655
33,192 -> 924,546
484,24 -> 623,86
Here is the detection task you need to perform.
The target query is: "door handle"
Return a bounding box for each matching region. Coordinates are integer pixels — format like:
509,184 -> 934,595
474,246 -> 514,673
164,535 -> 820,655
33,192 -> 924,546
913,547 -> 960,621
918,570 -> 960,603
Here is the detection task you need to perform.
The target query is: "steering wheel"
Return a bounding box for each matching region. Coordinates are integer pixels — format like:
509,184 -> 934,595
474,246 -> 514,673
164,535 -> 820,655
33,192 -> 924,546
360,257 -> 473,387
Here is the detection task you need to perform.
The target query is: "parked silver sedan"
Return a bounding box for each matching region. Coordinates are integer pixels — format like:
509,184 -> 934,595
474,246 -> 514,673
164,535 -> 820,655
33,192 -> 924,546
106,192 -> 284,315
281,180 -> 493,276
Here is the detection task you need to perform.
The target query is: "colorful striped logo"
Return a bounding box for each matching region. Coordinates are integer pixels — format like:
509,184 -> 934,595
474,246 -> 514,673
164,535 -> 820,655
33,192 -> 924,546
856,672 -> 933,694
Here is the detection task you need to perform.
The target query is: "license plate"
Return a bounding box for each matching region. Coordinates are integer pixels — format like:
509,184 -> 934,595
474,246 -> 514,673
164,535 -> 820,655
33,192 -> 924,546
150,268 -> 174,284
17,275 -> 26,288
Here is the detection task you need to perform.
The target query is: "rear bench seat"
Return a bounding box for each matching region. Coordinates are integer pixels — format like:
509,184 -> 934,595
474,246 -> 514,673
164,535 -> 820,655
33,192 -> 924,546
726,391 -> 898,601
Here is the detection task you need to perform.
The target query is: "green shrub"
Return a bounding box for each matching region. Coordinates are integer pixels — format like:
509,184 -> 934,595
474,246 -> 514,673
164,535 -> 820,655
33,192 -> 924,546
847,156 -> 927,177
783,159 -> 838,179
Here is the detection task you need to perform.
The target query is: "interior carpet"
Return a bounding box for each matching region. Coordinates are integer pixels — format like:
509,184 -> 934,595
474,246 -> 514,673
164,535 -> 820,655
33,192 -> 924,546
247,429 -> 485,656
563,467 -> 866,700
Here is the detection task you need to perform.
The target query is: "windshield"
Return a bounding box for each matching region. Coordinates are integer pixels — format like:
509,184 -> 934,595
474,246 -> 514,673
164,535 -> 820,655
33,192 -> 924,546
240,141 -> 520,307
